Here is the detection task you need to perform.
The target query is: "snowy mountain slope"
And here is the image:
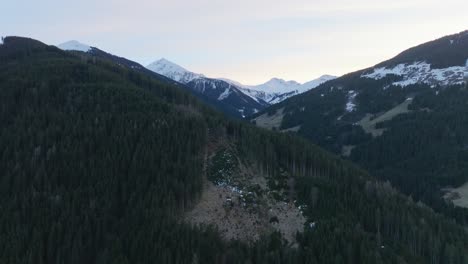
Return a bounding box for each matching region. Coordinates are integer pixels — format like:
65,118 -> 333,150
146,59 -> 269,118
147,58 -> 336,106
362,61 -> 467,87
250,75 -> 337,94
240,75 -> 336,104
251,29 -> 468,149
220,78 -> 297,104
301,75 -> 338,91
360,30 -> 468,88
56,40 -> 194,94
250,78 -> 302,94
57,42 -> 260,118
58,40 -> 91,52
147,58 -> 204,83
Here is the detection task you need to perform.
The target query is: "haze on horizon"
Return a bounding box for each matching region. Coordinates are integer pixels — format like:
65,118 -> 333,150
3,0 -> 467,84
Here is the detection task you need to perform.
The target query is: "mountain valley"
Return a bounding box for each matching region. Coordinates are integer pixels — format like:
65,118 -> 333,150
2,35 -> 468,263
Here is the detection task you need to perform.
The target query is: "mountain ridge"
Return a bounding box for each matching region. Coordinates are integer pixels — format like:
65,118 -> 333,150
55,40 -> 336,118
146,57 -> 336,104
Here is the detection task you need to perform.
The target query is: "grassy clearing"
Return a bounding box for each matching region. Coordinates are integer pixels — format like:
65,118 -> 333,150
358,98 -> 413,137
252,108 -> 285,130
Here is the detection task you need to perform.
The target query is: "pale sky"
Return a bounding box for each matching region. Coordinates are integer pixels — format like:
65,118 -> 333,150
2,0 -> 468,84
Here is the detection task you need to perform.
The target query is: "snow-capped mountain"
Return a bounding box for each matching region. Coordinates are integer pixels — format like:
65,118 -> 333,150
146,58 -> 269,118
239,75 -> 336,104
55,40 -> 335,118
148,58 -> 336,106
147,58 -> 204,84
56,41 -> 266,118
58,40 -> 91,52
56,40 -> 183,87
251,78 -> 302,94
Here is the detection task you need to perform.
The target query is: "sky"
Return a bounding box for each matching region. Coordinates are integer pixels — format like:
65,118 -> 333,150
2,0 -> 468,84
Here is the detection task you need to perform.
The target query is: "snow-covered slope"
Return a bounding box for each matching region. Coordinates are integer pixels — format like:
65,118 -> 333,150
146,58 -> 268,118
362,61 -> 467,87
249,75 -> 336,94
146,58 -> 335,108
58,40 -> 91,52
251,78 -> 302,94
147,58 -> 204,84
301,75 -> 338,91
241,75 -> 336,104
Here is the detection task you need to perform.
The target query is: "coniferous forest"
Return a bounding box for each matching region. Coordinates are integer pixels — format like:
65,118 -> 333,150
250,30 -> 468,227
1,37 -> 468,264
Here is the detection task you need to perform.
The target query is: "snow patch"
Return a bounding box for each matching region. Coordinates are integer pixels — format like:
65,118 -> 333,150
362,61 -> 467,87
238,108 -> 246,118
238,88 -> 264,103
309,222 -> 317,229
57,40 -> 91,52
148,58 -> 335,105
346,90 -> 358,112
218,88 -> 232,101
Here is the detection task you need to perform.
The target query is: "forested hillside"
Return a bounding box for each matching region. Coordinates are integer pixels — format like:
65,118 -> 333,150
251,30 -> 468,223
1,37 -> 467,264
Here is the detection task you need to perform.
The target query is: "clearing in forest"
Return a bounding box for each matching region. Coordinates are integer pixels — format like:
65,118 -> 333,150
358,98 -> 413,137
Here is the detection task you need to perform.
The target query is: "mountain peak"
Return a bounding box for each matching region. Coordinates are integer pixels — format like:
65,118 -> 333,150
254,78 -> 301,93
157,57 -> 172,63
252,75 -> 335,95
318,74 -> 337,79
301,75 -> 337,91
151,58 -> 190,72
146,58 -> 204,83
58,40 -> 91,52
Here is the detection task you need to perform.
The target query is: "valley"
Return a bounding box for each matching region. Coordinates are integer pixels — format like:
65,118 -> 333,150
2,28 -> 468,264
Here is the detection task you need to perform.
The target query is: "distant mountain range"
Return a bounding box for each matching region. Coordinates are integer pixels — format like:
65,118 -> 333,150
147,57 -> 336,106
57,41 -> 184,87
58,41 -> 335,118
